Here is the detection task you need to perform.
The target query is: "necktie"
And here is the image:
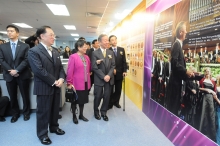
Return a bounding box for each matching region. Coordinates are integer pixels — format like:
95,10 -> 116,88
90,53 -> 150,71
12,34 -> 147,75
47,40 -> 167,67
12,43 -> 16,59
103,49 -> 106,58
113,48 -> 117,56
47,46 -> 52,57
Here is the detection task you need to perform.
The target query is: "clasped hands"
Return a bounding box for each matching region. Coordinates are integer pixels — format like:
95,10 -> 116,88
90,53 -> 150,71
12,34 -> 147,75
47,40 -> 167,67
104,75 -> 110,82
8,69 -> 19,77
55,79 -> 64,88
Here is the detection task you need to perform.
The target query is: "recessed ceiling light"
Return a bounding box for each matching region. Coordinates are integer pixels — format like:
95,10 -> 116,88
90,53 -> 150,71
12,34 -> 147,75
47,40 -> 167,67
74,38 -> 79,40
12,23 -> 33,28
71,34 -> 79,36
0,31 -> 7,34
215,28 -> 218,30
64,25 -> 76,30
46,4 -> 70,16
109,21 -> 114,26
20,36 -> 28,39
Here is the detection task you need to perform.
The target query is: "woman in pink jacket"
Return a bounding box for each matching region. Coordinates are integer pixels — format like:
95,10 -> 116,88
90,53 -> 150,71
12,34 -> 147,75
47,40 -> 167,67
66,40 -> 91,124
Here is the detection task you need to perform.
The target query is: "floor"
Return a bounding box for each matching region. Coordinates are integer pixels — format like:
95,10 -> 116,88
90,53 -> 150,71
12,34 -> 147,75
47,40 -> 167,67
0,90 -> 174,146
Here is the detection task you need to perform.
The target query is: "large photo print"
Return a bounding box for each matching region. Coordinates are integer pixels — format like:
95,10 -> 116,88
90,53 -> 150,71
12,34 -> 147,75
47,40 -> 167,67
151,0 -> 220,144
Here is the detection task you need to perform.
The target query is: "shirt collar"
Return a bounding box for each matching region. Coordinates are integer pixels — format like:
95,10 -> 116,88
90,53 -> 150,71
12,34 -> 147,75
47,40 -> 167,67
41,42 -> 49,51
10,39 -> 18,46
176,38 -> 183,48
100,47 -> 106,53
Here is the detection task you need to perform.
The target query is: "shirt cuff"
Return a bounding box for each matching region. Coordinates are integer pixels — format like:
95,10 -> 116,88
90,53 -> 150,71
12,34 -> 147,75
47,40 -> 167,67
52,81 -> 56,86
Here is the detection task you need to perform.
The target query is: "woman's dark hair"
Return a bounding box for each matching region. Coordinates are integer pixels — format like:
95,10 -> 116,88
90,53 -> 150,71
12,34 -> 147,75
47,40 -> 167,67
36,26 -> 51,39
64,46 -> 71,53
6,25 -> 19,33
75,40 -> 87,51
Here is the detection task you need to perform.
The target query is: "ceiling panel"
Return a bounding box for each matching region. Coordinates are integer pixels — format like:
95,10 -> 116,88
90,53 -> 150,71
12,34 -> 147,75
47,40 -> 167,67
0,0 -> 143,42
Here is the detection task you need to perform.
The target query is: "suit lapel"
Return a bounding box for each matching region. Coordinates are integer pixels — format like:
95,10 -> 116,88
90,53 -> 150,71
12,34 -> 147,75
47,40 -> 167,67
6,43 -> 13,60
38,44 -> 53,63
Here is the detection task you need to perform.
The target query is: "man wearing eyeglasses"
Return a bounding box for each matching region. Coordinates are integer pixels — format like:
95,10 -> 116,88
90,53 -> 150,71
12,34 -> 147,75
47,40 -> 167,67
0,25 -> 32,123
28,26 -> 66,145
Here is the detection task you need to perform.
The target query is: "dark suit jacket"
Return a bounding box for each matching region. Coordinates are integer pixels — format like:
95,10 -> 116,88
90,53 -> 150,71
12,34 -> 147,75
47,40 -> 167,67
156,61 -> 166,80
170,40 -> 187,83
91,48 -> 115,86
0,41 -> 32,82
62,51 -> 71,59
28,43 -> 65,95
109,47 -> 127,80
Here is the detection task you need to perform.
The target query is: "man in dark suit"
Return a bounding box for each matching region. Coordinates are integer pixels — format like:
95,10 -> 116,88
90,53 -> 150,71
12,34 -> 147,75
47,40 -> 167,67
0,25 -> 32,123
28,26 -> 65,145
91,34 -> 115,121
166,22 -> 194,116
108,35 -> 127,109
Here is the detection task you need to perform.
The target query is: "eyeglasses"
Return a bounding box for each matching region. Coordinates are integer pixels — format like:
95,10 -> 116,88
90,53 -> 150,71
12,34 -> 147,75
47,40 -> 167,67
44,33 -> 56,38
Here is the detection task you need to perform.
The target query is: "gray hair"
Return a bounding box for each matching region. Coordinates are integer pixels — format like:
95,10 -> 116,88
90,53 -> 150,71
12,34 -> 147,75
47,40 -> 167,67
98,34 -> 108,42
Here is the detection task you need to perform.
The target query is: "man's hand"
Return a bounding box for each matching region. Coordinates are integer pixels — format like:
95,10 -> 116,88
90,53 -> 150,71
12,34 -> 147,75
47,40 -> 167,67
186,70 -> 194,78
114,69 -> 116,75
191,89 -> 196,94
151,74 -> 153,77
123,72 -> 127,77
14,74 -> 19,77
8,69 -> 18,76
104,75 -> 110,82
96,59 -> 103,65
55,79 -> 64,88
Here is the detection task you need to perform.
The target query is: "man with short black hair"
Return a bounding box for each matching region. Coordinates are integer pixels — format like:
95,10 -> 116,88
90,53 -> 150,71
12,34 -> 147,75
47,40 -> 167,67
28,26 -> 66,145
108,35 -> 127,109
0,25 -> 32,123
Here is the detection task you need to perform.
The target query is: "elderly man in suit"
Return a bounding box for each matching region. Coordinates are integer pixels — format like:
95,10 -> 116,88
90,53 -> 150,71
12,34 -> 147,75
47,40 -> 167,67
91,34 -> 115,121
108,35 -> 127,109
166,22 -> 194,116
28,26 -> 66,145
0,25 -> 32,123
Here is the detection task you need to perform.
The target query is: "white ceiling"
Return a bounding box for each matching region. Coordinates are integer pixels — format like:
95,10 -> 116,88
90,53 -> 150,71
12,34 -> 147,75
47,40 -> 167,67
0,0 -> 142,42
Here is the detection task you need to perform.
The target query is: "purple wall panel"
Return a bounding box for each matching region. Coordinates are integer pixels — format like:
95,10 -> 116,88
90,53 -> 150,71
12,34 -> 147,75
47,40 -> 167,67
142,0 -> 218,145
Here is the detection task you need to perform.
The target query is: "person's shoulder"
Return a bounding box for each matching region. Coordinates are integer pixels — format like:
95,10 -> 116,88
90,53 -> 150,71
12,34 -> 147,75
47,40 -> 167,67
118,46 -> 124,50
0,42 -> 9,48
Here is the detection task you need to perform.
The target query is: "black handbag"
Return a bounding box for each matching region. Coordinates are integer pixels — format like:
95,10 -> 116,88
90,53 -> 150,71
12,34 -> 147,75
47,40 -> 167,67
65,89 -> 78,103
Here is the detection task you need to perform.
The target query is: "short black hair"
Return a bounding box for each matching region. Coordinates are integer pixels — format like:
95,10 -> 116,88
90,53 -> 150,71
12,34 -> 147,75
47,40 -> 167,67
6,25 -> 19,33
109,35 -> 117,41
75,40 -> 87,51
36,26 -> 51,39
79,37 -> 85,40
86,42 -> 91,46
92,39 -> 97,44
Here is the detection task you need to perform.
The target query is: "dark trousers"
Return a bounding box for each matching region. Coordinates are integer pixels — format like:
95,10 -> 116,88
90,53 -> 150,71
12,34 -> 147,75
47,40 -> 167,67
94,83 -> 112,116
0,96 -> 9,116
36,93 -> 60,140
109,79 -> 123,107
6,77 -> 30,116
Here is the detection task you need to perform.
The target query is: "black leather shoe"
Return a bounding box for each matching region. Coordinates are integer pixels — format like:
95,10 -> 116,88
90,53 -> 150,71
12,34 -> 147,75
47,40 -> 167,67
108,106 -> 113,110
94,113 -> 101,120
101,115 -> 109,121
79,115 -> 89,122
40,136 -> 52,145
73,116 -> 78,124
0,116 -> 6,122
24,114 -> 30,121
50,128 -> 65,135
58,115 -> 62,119
114,103 -> 121,108
11,115 -> 20,123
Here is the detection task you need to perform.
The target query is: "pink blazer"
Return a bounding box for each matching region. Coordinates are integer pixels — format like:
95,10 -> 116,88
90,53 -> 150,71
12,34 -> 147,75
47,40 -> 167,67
66,53 -> 91,90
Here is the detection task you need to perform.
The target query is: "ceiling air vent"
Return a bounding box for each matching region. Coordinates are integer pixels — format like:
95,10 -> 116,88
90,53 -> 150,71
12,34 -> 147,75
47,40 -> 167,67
87,32 -> 96,33
20,0 -> 42,3
87,26 -> 97,29
86,12 -> 103,18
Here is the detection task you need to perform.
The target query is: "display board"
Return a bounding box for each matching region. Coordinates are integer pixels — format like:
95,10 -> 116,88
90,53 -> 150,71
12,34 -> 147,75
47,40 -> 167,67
143,0 -> 219,145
